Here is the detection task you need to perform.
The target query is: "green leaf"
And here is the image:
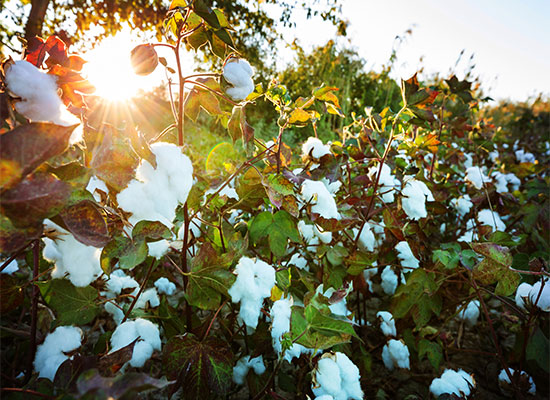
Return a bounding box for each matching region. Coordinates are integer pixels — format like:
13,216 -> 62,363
418,339 -> 443,370
101,236 -> 148,272
526,327 -> 550,373
39,279 -> 100,325
187,268 -> 235,310
213,29 -> 234,49
187,25 -> 209,51
272,211 -> 301,242
471,242 -> 520,296
163,335 -> 232,399
132,220 -> 172,242
326,245 -> 349,266
290,306 -> 352,350
249,211 -> 273,243
193,0 -> 221,29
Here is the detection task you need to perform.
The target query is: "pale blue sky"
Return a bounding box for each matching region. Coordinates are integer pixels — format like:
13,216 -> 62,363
270,0 -> 550,101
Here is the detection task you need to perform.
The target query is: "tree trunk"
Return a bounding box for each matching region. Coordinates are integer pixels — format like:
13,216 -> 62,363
24,0 -> 50,40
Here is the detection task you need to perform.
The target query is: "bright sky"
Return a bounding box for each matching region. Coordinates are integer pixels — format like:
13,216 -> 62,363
271,0 -> 550,101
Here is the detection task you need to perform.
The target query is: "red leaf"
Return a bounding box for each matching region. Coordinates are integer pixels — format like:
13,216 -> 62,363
60,200 -> 110,247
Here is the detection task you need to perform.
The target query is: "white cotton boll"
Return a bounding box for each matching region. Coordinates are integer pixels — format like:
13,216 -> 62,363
353,223 -> 376,252
430,369 -> 475,398
314,225 -> 332,244
223,59 -> 254,101
505,173 -> 521,192
457,219 -> 477,243
491,171 -> 509,193
321,178 -> 342,195
381,339 -> 410,370
395,241 -> 420,270
381,266 -> 399,295
1,259 -> 19,275
302,137 -> 331,159
117,143 -> 193,229
515,282 -> 532,311
401,178 -> 434,220
105,269 -> 139,296
5,60 -> 80,131
228,257 -> 275,329
110,318 -> 161,368
528,280 -> 550,312
498,368 -> 536,395
478,209 -> 506,232
457,300 -> 481,327
288,253 -> 309,271
154,277 -> 176,295
105,301 -> 125,325
134,288 -> 160,309
319,285 -> 352,318
43,221 -> 103,287
86,176 -> 108,202
451,195 -> 473,217
147,240 -> 170,259
315,396 -> 334,400
301,180 -> 340,220
232,355 -> 265,385
465,166 -> 489,190
377,311 -> 397,337
34,326 -> 82,381
205,184 -> 239,201
313,358 -> 342,397
515,149 -> 536,163
463,153 -> 474,169
363,264 -> 377,293
488,150 -> 499,163
312,353 -> 363,399
368,163 -> 399,203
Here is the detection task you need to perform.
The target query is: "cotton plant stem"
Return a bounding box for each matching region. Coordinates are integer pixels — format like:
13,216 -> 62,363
0,240 -> 34,272
25,240 -> 40,383
121,258 -> 157,324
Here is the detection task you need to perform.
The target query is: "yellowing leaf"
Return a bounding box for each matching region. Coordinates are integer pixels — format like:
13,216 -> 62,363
288,108 -> 311,124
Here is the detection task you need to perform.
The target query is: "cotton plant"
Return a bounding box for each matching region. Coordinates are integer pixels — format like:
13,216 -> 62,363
222,57 -> 255,101
317,284 -> 354,319
34,326 -> 82,381
458,209 -> 506,242
270,297 -> 314,362
491,171 -> 521,193
381,266 -> 405,296
42,220 -> 103,287
465,166 -> 489,190
368,163 -> 400,203
401,178 -> 434,220
381,339 -> 410,371
450,194 -> 473,217
298,220 -> 332,250
232,355 -> 266,385
109,318 -> 161,368
429,369 -> 476,398
228,257 -> 276,329
288,252 -> 309,271
515,149 -> 536,163
1,259 -> 19,275
311,352 -> 363,400
154,277 -> 176,296
353,223 -> 376,252
498,368 -> 536,396
302,137 -> 332,160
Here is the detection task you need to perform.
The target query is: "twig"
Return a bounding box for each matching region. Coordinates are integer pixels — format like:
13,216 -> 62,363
25,240 -> 40,383
121,258 -> 157,324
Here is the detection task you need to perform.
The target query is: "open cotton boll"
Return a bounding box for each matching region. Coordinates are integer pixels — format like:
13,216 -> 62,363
401,178 -> 434,220
301,179 -> 340,220
381,266 -> 402,295
147,240 -> 170,259
368,163 -> 400,203
515,282 -> 533,311
457,219 -> 477,243
34,326 -> 82,381
363,263 -> 378,293
154,277 -> 176,295
465,166 -> 489,190
5,60 -> 80,137
382,339 -> 410,370
488,150 -> 499,162
430,369 -> 475,398
395,241 -> 419,270
515,149 -> 536,163
312,352 -> 363,400
288,253 -> 309,271
498,368 -> 536,396
43,221 -> 103,287
117,143 -> 193,229
105,269 -> 139,296
232,355 -> 266,385
528,280 -> 550,312
463,153 -> 474,169
457,300 -> 481,327
1,259 -> 19,275
86,176 -> 108,202
271,297 -> 313,362
478,209 -> 506,232
228,257 -> 275,329
134,288 -> 160,309
317,284 -> 353,318
223,58 -> 254,101
376,311 -> 396,337
451,195 -> 473,217
302,137 -> 331,159
353,223 -> 376,252
110,318 -> 161,368
321,177 -> 342,195
491,171 -> 510,193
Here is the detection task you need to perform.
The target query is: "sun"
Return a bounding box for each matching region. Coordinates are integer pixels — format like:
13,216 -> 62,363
82,30 -> 160,101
